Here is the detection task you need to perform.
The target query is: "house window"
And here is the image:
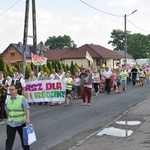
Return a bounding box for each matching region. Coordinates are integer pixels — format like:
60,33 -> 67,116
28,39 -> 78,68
11,63 -> 15,66
10,51 -> 15,56
96,59 -> 100,66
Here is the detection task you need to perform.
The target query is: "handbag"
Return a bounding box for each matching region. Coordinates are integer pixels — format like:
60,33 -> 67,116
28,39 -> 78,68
23,124 -> 37,145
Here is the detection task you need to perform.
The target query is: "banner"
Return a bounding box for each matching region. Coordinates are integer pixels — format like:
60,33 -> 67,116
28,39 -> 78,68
86,51 -> 93,64
31,52 -> 47,66
24,79 -> 66,103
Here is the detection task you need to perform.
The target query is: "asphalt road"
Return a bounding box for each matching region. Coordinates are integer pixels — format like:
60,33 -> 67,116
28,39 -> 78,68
0,84 -> 150,150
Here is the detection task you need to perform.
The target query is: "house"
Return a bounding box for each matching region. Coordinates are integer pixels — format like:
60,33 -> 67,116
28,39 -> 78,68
1,42 -> 33,67
1,42 -> 45,67
1,42 -> 124,69
44,44 -> 123,69
115,51 -> 135,65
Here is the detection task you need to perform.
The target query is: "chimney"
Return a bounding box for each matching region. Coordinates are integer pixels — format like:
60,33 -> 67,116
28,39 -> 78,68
18,42 -> 22,47
73,43 -> 77,49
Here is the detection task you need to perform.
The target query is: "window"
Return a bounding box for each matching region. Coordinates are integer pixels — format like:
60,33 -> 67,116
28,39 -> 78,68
10,51 -> 15,56
11,63 -> 15,66
96,59 -> 100,66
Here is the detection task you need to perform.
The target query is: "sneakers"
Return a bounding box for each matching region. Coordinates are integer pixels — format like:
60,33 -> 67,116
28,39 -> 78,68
81,102 -> 87,106
95,92 -> 98,96
87,103 -> 91,106
81,103 -> 91,106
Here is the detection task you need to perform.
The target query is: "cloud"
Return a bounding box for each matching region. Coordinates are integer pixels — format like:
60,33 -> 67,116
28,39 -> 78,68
0,0 -> 150,53
108,0 -> 136,7
0,10 -> 23,51
36,10 -> 116,49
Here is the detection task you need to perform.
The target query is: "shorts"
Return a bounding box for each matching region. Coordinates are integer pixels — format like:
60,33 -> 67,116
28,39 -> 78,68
116,81 -> 121,87
66,89 -> 72,95
121,80 -> 126,85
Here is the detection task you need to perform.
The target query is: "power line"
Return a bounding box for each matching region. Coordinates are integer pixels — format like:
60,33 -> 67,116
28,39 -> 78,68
0,0 -> 22,17
127,18 -> 150,33
79,0 -> 122,17
79,0 -> 150,34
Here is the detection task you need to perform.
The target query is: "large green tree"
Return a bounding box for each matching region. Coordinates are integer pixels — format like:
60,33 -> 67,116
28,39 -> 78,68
108,29 -> 129,51
45,35 -> 74,49
108,29 -> 150,59
127,34 -> 149,59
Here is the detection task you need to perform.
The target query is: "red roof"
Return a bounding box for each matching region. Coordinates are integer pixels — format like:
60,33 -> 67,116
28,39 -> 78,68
44,44 -> 123,60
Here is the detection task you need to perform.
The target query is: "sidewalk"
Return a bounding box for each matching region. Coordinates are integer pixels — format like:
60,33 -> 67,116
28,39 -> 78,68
71,96 -> 150,150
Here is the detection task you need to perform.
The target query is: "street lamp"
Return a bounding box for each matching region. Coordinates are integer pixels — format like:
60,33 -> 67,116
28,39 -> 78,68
124,10 -> 137,65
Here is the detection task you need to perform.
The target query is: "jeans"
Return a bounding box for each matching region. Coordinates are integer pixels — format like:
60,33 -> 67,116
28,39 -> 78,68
93,83 -> 99,93
132,75 -> 137,85
82,87 -> 92,103
105,78 -> 111,93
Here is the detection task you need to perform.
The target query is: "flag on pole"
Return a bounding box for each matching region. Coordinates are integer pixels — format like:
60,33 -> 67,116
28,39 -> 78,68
31,53 -> 47,66
86,51 -> 93,64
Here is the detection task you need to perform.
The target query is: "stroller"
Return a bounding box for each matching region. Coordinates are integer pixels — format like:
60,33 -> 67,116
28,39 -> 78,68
99,77 -> 105,93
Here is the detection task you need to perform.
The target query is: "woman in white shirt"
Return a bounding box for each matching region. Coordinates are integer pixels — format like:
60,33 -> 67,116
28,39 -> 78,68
92,70 -> 100,95
73,72 -> 81,99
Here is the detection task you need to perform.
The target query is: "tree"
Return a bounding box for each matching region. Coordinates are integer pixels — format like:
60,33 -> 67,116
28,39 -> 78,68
108,29 -> 150,59
0,58 -> 4,72
108,29 -> 127,50
70,61 -> 75,75
25,64 -> 32,79
45,35 -> 74,49
6,65 -> 11,76
127,34 -> 150,59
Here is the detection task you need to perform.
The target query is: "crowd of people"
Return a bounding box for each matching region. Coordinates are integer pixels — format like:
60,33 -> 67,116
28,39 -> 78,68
0,64 -> 150,149
0,65 -> 150,115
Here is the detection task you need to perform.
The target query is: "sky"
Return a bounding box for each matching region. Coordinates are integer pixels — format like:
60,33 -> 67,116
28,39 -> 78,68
0,0 -> 150,53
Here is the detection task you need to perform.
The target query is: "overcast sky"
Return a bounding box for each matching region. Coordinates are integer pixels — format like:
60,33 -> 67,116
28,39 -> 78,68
0,0 -> 150,53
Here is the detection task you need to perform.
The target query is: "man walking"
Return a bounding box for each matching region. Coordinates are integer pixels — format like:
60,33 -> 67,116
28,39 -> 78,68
103,67 -> 112,94
5,84 -> 30,150
131,65 -> 138,86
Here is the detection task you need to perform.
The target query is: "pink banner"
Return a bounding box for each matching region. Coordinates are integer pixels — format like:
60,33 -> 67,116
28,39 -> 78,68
31,53 -> 47,66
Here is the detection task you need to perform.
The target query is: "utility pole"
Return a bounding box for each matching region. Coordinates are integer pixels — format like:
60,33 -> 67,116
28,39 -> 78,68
124,14 -> 127,65
22,0 -> 38,77
124,10 -> 137,65
22,0 -> 30,76
32,0 -> 38,76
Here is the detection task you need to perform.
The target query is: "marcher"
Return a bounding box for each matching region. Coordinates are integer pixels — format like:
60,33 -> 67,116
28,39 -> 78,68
63,72 -> 73,106
11,70 -> 26,95
92,69 -> 100,96
79,68 -> 86,88
5,84 -> 30,150
81,69 -> 92,106
131,65 -> 138,86
73,71 -> 81,99
138,68 -> 144,86
50,73 -> 62,106
28,71 -> 37,105
103,67 -> 112,94
38,72 -> 49,105
146,69 -> 150,86
0,71 -> 8,121
5,76 -> 12,105
115,69 -> 121,94
120,67 -> 128,91
28,71 -> 37,81
49,68 -> 59,80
